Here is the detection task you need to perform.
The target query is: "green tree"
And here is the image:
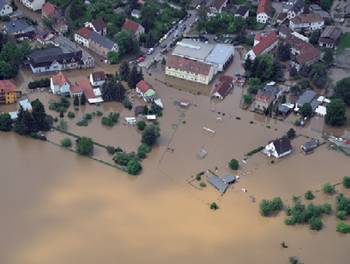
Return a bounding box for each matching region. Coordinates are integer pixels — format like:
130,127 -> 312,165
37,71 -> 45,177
127,65 -> 139,88
229,159 -> 239,170
0,113 -> 12,131
73,96 -> 79,106
210,202 -> 219,210
325,99 -> 347,126
136,120 -> 146,131
309,216 -> 323,230
336,210 -> 347,220
141,124 -> 160,146
113,151 -> 131,166
31,99 -> 51,131
61,137 -> 72,148
323,49 -> 334,65
343,176 -> 350,188
304,190 -> 315,200
287,128 -> 296,139
14,108 -> 36,135
80,93 -> 86,105
243,94 -> 253,105
277,42 -> 291,62
119,61 -> 130,81
115,31 -> 138,56
101,75 -> 125,102
334,77 -> 350,106
309,31 -> 320,45
300,103 -> 313,118
76,137 -> 94,156
322,183 -> 335,194
320,0 -> 333,11
107,51 -> 120,64
127,159 -> 142,175
336,222 -> 350,233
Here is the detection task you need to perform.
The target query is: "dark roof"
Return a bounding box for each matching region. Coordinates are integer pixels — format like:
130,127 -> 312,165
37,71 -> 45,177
90,18 -> 106,32
222,175 -> 236,184
207,175 -> 228,193
319,26 -> 341,41
4,19 -> 35,34
296,90 -> 316,106
134,105 -> 145,116
214,81 -> 232,98
28,47 -> 82,68
0,0 -> 7,9
273,137 -> 292,155
289,0 -> 304,14
236,5 -> 249,16
256,85 -> 279,102
90,31 -> 115,49
91,71 -> 106,82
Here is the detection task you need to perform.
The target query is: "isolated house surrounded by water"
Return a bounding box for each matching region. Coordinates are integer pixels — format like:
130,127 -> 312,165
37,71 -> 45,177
265,137 -> 292,158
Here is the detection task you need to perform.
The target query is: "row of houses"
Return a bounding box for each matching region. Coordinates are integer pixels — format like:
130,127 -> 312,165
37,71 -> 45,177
50,71 -> 105,104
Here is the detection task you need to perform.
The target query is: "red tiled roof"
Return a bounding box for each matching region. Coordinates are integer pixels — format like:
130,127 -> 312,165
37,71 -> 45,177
74,79 -> 95,99
291,13 -> 323,25
122,19 -> 141,33
0,80 -> 16,92
136,80 -> 151,93
214,81 -> 232,98
257,0 -> 273,16
252,31 -> 277,56
296,46 -> 320,65
166,54 -> 212,76
52,72 -> 69,86
42,2 -> 57,17
76,27 -> 93,39
218,75 -> 233,83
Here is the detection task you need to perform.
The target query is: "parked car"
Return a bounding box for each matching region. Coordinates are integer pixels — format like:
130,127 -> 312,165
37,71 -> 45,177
147,48 -> 154,55
137,56 -> 145,63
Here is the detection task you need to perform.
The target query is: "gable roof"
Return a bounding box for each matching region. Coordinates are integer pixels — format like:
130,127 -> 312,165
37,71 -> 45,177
257,0 -> 273,16
252,31 -> 277,56
91,71 -> 106,82
214,81 -> 232,98
42,2 -> 57,16
320,26 -> 341,41
273,137 -> 292,155
256,85 -> 279,102
166,54 -> 212,76
236,5 -> 249,16
76,27 -> 93,39
136,80 -> 151,93
122,18 -> 142,33
74,79 -> 95,99
90,30 -> 115,49
291,13 -> 323,24
52,72 -> 69,86
207,0 -> 227,10
90,18 -> 106,32
4,19 -> 35,34
0,80 -> 16,92
207,175 -> 228,193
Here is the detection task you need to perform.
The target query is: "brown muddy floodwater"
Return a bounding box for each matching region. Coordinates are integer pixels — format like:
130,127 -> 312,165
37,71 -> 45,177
1,65 -> 350,264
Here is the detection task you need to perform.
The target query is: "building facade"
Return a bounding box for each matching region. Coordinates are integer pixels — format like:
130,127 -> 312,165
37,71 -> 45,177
0,80 -> 18,104
20,0 -> 45,11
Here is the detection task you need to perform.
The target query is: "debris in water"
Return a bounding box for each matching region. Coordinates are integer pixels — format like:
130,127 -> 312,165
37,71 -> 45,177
281,241 -> 288,248
203,127 -> 216,134
241,188 -> 247,193
236,117 -> 241,120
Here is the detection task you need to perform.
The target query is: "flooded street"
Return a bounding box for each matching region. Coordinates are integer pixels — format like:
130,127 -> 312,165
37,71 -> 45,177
1,60 -> 350,263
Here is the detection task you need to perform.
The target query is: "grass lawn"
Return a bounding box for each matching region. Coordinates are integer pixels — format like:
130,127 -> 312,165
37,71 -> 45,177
337,33 -> 350,53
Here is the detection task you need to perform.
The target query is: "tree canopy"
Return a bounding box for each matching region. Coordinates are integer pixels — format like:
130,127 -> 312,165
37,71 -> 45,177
335,77 -> 350,106
325,99 -> 347,126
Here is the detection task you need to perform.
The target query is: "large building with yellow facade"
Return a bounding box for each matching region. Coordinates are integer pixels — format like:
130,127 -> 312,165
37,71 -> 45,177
0,80 -> 19,104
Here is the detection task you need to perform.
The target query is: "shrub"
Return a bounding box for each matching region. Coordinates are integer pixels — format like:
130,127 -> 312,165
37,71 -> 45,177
60,137 -> 72,148
137,143 -> 151,159
336,193 -> 350,214
210,202 -> 219,210
57,119 -> 67,131
28,78 -> 50,89
101,116 -> 114,127
122,97 -> 132,110
76,119 -> 88,126
200,182 -> 207,188
322,183 -> 335,194
96,110 -> 103,116
287,128 -> 296,139
106,146 -> 116,155
229,159 -> 239,170
67,111 -> 75,119
113,152 -> 132,166
343,176 -> 350,188
304,190 -> 315,200
101,112 -> 119,127
141,125 -> 160,146
137,120 -> 146,131
84,113 -> 93,120
127,159 -> 142,175
336,210 -> 347,220
260,197 -> 283,216
76,137 -> 94,156
336,222 -> 350,233
309,216 -> 323,230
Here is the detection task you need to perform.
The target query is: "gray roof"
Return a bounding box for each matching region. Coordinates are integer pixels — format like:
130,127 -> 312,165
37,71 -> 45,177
207,175 -> 228,193
310,98 -> 321,111
205,44 -> 234,66
320,26 -> 341,41
296,90 -> 316,106
0,0 -> 6,10
4,19 -> 35,34
173,39 -> 214,61
90,31 -> 116,50
301,139 -> 319,152
222,175 -> 236,184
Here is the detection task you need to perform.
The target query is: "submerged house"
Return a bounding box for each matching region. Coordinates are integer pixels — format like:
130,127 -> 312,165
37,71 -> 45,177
50,72 -> 70,95
264,137 -> 293,158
